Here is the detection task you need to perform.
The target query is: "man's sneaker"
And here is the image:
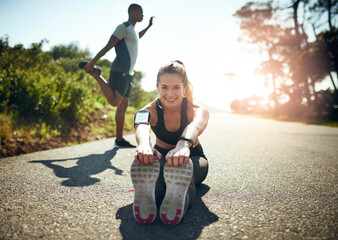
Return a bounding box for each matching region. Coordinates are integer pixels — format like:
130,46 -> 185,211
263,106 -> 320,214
160,159 -> 193,225
130,160 -> 160,224
114,139 -> 136,148
78,61 -> 102,75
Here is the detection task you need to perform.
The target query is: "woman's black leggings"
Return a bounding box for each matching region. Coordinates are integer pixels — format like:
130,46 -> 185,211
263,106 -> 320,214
153,144 -> 209,209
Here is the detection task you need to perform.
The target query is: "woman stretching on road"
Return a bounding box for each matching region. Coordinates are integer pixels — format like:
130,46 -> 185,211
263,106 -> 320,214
131,60 -> 209,225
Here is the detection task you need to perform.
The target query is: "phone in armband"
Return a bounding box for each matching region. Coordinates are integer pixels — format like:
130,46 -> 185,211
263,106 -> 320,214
134,110 -> 151,128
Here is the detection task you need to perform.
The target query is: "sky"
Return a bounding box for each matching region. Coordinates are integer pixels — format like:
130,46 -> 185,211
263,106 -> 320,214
1,0 -> 278,110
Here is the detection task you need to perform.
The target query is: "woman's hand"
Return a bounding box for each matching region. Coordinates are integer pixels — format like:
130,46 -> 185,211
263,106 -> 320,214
165,141 -> 190,167
134,144 -> 162,165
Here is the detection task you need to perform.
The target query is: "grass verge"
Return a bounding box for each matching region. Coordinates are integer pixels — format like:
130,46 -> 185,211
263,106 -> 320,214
0,106 -> 136,158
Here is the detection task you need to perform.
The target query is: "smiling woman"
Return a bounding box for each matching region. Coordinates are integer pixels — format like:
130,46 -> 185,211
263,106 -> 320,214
130,60 -> 210,225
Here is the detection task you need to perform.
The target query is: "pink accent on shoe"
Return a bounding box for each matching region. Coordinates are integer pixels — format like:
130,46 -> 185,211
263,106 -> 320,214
160,208 -> 183,225
189,185 -> 193,189
133,206 -> 156,224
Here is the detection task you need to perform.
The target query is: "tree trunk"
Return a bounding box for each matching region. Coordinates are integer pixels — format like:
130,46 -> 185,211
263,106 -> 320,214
292,0 -> 301,50
327,0 -> 332,30
266,46 -> 279,110
264,75 -> 272,113
292,0 -> 312,105
328,72 -> 338,93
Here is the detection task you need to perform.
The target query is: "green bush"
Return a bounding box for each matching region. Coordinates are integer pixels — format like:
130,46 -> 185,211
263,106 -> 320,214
0,37 -> 94,133
0,36 -> 157,144
0,65 -> 92,128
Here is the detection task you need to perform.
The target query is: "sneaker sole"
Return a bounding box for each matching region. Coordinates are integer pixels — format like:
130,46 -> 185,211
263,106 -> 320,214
114,143 -> 136,149
160,159 -> 193,225
130,160 -> 160,224
78,61 -> 102,75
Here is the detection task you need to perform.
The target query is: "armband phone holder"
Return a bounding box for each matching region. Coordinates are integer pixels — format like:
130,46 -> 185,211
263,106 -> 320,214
134,110 -> 151,128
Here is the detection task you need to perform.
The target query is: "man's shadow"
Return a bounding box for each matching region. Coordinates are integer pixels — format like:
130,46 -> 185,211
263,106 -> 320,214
116,184 -> 218,240
30,148 -> 122,187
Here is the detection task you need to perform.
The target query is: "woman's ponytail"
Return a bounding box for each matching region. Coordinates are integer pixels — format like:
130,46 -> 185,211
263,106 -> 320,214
185,79 -> 193,101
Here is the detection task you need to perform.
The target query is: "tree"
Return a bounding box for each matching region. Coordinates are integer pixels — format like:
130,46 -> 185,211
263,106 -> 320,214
234,1 -> 338,121
50,42 -> 90,60
310,0 -> 338,31
288,0 -> 313,105
308,0 -> 338,90
234,1 -> 284,111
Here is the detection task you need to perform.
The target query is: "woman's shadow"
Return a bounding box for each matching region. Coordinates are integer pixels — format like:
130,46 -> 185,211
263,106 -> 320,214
116,184 -> 218,240
30,148 -> 122,186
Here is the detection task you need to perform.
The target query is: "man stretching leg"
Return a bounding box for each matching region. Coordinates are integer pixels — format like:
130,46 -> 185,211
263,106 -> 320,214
80,4 -> 154,148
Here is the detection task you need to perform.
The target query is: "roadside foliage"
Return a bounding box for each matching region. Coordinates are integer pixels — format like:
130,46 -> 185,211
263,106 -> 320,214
0,36 -> 156,154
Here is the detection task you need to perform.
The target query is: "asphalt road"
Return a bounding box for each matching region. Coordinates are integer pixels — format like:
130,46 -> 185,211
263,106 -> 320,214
1,111 -> 337,240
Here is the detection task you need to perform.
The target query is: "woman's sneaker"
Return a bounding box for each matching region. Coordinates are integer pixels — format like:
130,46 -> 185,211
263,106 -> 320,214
160,159 -> 193,225
78,61 -> 102,75
130,160 -> 160,224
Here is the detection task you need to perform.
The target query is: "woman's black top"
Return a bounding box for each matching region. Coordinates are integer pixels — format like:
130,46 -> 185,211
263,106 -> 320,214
151,97 -> 189,145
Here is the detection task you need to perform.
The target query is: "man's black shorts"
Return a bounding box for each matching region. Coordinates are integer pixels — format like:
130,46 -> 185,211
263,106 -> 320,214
108,71 -> 133,98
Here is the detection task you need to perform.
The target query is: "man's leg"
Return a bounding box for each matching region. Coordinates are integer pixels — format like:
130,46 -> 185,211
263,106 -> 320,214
91,71 -> 123,106
114,97 -> 135,148
115,97 -> 129,141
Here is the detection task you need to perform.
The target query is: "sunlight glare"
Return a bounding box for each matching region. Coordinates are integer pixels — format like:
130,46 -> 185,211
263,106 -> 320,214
193,47 -> 267,110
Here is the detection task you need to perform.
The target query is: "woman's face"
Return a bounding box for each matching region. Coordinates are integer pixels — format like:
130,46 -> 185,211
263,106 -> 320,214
157,73 -> 186,108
